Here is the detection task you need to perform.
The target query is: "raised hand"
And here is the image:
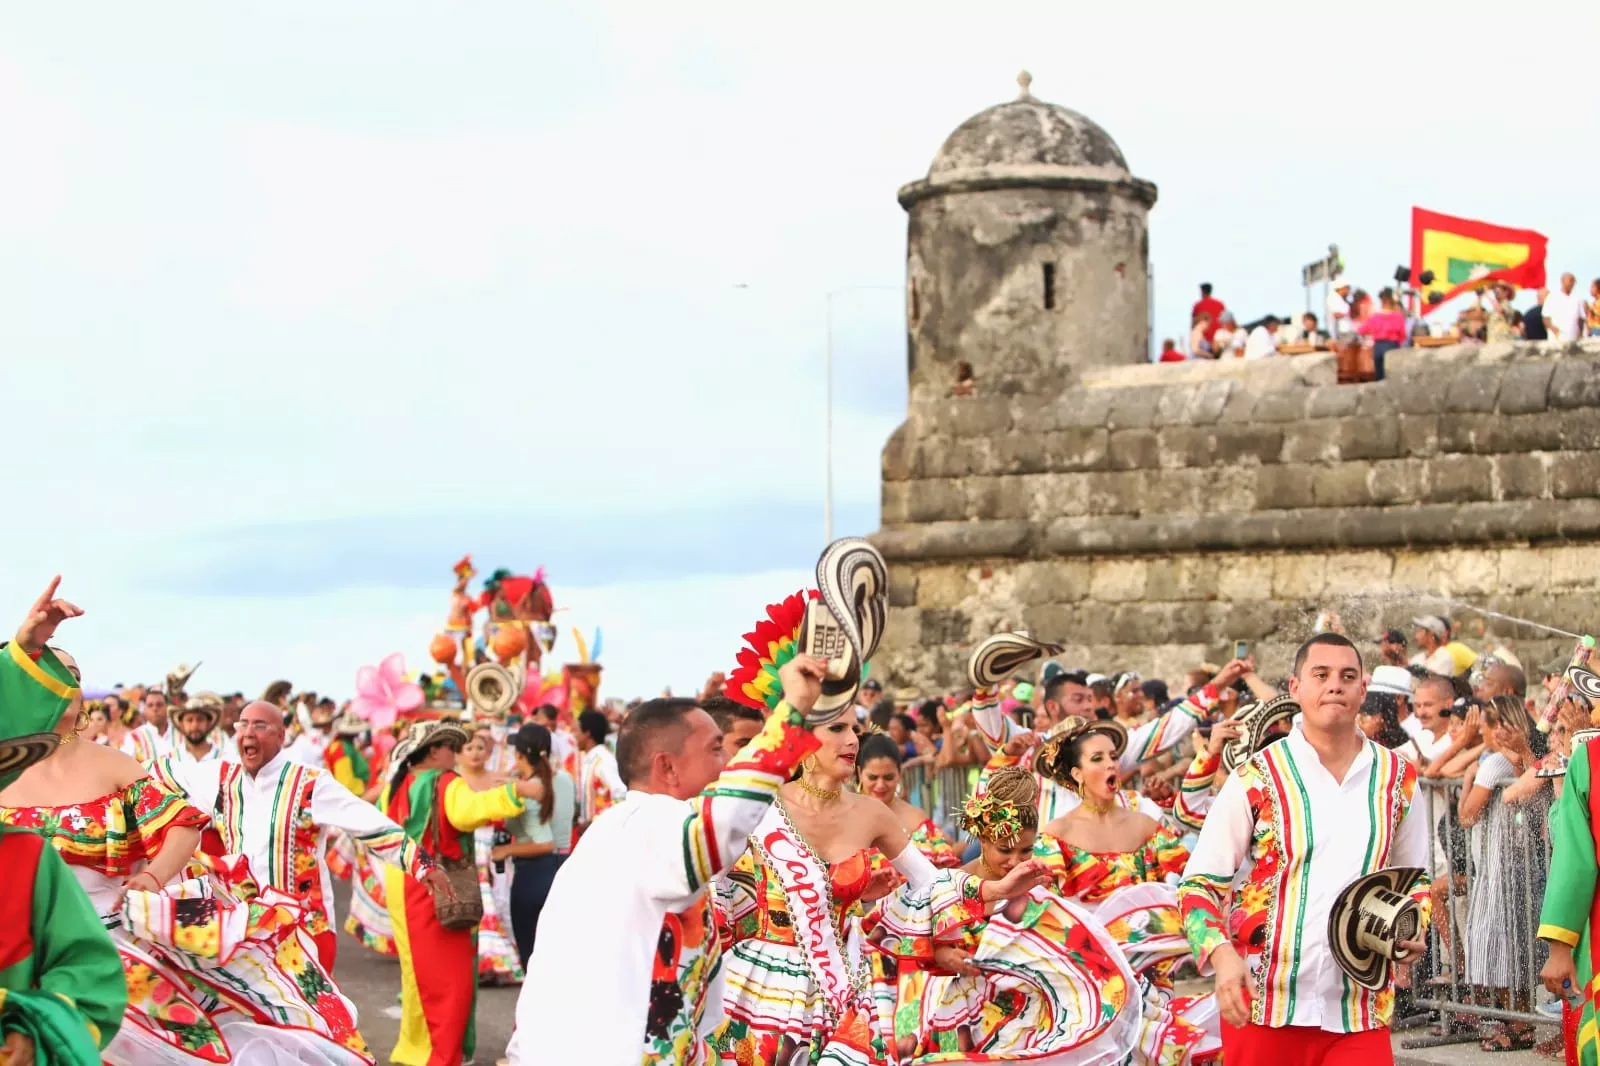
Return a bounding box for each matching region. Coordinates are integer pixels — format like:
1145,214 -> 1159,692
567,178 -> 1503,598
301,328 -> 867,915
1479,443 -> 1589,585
15,575 -> 83,653
779,654 -> 829,720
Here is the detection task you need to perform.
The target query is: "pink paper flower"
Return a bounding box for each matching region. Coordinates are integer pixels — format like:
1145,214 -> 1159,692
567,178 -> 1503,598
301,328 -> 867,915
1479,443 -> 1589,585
350,653 -> 424,730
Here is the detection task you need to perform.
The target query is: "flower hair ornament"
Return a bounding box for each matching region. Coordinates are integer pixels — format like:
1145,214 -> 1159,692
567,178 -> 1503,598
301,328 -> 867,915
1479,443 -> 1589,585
959,766 -> 1039,846
1035,715 -> 1127,791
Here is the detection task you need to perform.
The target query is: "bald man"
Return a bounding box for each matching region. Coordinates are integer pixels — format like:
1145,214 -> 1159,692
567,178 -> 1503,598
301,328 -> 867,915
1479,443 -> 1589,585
154,700 -> 448,972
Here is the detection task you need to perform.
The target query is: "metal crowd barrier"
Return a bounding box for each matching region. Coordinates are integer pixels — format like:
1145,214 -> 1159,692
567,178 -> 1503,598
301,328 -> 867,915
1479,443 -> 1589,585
899,762 -> 977,838
1402,775 -> 1556,1047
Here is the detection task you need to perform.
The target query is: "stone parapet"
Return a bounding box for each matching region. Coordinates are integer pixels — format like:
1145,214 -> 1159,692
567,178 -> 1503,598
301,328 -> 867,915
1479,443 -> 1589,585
875,340 -> 1600,692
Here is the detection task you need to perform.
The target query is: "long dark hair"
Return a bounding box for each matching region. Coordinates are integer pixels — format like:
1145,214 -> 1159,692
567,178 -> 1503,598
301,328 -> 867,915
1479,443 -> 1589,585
1359,692 -> 1412,750
514,724 -> 556,822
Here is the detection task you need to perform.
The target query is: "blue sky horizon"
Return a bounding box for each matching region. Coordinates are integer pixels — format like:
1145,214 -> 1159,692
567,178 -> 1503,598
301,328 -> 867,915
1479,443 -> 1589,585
2,2 -> 1595,699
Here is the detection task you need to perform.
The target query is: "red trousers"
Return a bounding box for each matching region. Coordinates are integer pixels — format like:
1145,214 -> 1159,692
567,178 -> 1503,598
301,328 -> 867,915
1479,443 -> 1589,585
1564,1000 -> 1579,1066
1221,1021 -> 1392,1066
313,929 -> 338,974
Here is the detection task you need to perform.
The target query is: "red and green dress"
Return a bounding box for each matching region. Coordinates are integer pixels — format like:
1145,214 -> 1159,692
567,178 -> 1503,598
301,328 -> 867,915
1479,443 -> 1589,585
0,828 -> 127,1066
383,768 -> 524,1066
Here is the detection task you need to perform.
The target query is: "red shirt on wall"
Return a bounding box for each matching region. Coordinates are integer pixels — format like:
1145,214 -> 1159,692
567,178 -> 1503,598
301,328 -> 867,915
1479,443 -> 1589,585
1193,296 -> 1226,341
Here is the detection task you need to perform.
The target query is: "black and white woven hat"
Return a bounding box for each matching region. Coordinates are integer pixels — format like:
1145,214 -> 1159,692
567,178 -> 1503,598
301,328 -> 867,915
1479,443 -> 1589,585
1327,866 -> 1426,990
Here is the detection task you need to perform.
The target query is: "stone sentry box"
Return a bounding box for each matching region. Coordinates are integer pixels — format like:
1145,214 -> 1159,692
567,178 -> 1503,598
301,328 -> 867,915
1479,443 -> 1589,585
870,77 -> 1600,692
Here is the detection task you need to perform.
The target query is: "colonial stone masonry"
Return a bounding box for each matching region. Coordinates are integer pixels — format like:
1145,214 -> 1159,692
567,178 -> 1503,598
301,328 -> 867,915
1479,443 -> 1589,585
871,77 -> 1600,692
874,342 -> 1600,691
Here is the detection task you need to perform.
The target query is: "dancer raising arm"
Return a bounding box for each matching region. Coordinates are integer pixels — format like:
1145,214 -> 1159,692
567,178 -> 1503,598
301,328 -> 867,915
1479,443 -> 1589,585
506,654 -> 831,1066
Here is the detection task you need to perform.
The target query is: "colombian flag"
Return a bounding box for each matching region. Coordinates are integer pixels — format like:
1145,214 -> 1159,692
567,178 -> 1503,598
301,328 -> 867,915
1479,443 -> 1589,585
1411,207 -> 1547,307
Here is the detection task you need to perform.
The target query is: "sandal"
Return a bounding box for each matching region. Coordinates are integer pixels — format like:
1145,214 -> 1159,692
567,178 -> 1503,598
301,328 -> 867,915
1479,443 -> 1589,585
1481,1025 -> 1537,1052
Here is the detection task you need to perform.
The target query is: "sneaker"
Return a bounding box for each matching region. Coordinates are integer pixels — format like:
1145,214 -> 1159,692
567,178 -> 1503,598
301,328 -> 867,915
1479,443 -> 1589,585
382,1004 -> 404,1020
1535,999 -> 1564,1020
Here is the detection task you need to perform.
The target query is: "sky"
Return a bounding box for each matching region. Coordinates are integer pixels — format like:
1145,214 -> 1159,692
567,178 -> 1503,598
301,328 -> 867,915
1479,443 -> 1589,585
2,2 -> 1597,700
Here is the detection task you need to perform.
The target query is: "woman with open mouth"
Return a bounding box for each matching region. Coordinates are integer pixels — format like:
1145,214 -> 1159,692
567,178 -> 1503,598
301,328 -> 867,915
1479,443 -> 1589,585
1032,717 -> 1223,1066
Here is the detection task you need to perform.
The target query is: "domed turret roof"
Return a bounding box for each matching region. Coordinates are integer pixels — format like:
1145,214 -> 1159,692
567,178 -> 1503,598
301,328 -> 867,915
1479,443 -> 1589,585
931,72 -> 1128,177
899,72 -> 1156,209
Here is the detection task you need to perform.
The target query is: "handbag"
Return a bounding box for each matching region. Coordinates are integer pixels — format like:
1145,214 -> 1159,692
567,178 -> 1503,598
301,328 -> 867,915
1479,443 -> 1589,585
426,805 -> 484,930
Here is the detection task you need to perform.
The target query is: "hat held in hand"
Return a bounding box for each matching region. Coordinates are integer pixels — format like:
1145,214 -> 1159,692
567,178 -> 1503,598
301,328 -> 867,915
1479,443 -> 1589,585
968,633 -> 1065,690
1328,867 -> 1425,990
1221,693 -> 1301,773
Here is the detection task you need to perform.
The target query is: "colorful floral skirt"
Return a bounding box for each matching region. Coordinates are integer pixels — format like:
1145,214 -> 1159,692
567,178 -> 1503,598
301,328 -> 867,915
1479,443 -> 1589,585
102,931 -> 232,1065
883,890 -> 1141,1065
474,828 -> 523,986
121,854 -> 375,1066
1078,883 -> 1220,1066
717,938 -> 885,1066
344,841 -> 397,957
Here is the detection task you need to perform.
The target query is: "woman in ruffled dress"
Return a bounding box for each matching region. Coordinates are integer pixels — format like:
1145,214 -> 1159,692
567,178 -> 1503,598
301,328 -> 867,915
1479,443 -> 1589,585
1031,717 -> 1222,1066
0,585 -> 370,1066
878,766 -> 1141,1064
856,733 -> 962,868
456,727 -> 524,986
715,673 -> 1049,1065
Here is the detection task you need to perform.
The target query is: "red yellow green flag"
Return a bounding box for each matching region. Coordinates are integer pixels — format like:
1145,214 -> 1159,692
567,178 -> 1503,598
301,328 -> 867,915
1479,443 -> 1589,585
1411,207 -> 1547,305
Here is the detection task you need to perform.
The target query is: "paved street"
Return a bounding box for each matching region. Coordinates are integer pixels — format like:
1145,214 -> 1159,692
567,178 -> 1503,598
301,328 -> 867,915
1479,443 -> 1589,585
332,882 -> 521,1065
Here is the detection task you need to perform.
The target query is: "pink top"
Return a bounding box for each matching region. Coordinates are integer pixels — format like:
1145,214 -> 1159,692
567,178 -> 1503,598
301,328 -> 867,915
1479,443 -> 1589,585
1358,310 -> 1408,344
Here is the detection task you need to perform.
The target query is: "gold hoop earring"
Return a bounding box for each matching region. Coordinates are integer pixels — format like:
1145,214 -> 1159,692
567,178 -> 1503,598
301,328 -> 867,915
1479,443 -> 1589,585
74,709 -> 90,732
801,755 -> 818,776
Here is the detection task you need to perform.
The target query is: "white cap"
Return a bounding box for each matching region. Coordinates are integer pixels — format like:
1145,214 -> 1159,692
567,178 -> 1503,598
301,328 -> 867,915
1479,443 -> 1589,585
1368,665 -> 1414,697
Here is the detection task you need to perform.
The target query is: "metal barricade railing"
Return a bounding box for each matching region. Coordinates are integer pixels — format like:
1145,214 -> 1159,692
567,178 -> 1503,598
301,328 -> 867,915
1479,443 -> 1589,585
899,761 -> 977,839
1404,774 -> 1556,1047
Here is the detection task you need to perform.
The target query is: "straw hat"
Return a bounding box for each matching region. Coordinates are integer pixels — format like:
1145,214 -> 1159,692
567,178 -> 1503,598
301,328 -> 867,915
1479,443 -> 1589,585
332,712 -> 369,738
386,719 -> 471,785
176,691 -> 223,730
1220,693 -> 1302,773
1327,867 -> 1425,990
1036,715 -> 1128,790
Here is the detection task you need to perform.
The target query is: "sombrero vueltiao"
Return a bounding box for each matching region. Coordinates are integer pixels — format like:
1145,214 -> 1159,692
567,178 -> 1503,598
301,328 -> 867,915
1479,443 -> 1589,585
387,718 -> 472,785
1036,715 -> 1128,790
0,641 -> 82,790
177,691 -> 224,731
332,712 -> 369,738
1221,693 -> 1302,774
968,633 -> 1065,690
725,538 -> 888,727
1328,866 -> 1425,990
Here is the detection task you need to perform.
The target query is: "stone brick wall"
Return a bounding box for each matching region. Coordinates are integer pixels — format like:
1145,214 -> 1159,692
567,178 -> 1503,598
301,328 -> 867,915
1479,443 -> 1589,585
873,340 -> 1600,692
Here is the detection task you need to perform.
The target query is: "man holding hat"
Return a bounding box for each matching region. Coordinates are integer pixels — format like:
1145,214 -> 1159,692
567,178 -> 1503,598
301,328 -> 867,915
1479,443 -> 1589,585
1178,632 -> 1432,1066
1,577 -> 127,1064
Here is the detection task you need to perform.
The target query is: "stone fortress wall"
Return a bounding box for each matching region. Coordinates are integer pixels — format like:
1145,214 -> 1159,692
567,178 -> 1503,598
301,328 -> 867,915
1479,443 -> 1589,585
874,341 -> 1600,691
871,75 -> 1600,693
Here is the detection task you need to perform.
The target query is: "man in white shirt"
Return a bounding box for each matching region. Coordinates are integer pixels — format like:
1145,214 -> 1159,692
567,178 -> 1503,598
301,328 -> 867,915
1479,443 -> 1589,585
155,701 -> 450,973
1178,633 -> 1430,1065
121,686 -> 175,763
1243,316 -> 1281,360
1410,675 -> 1454,762
1544,273 -> 1585,341
506,656 -> 828,1066
166,692 -> 235,764
1327,279 -> 1353,336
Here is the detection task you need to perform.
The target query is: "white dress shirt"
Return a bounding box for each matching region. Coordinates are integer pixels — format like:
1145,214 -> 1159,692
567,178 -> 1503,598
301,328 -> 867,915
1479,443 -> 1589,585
1182,727 -> 1430,1031
159,750 -> 420,928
